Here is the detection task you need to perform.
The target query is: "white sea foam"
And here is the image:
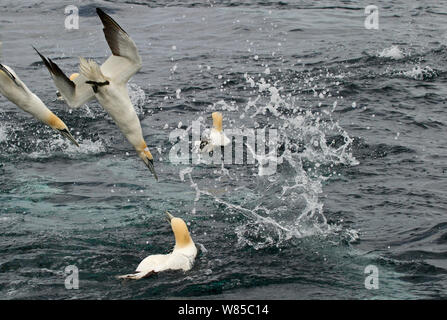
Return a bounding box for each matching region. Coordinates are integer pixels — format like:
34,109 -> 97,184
378,45 -> 405,60
402,65 -> 437,80
65,138 -> 107,155
28,138 -> 106,159
127,82 -> 146,115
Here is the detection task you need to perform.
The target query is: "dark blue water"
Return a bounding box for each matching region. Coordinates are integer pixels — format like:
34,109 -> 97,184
1,0 -> 446,299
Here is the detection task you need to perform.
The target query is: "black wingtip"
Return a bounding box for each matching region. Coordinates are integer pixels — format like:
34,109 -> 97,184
96,8 -> 108,21
33,47 -> 52,71
32,48 -> 75,93
96,8 -> 109,28
33,46 -> 42,60
95,6 -> 128,37
32,46 -> 43,58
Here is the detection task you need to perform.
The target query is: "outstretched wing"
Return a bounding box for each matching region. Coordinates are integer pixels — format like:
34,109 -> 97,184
33,48 -> 94,109
96,8 -> 142,84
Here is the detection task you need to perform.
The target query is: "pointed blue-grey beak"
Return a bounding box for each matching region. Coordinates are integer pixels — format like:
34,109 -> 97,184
165,211 -> 174,224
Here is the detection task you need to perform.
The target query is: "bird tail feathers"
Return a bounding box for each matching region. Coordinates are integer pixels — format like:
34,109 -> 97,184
116,272 -> 147,280
79,57 -> 107,83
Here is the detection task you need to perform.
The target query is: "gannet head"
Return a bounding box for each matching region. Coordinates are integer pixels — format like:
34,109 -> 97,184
137,141 -> 158,180
69,73 -> 79,81
212,112 -> 223,132
46,112 -> 79,147
165,211 -> 194,248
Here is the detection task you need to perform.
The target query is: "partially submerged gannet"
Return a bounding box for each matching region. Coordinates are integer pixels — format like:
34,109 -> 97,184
118,212 -> 197,280
197,112 -> 230,153
0,63 -> 79,146
34,8 -> 157,179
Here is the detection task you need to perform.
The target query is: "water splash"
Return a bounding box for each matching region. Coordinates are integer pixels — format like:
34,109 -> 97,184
402,65 -> 437,80
27,138 -> 107,159
176,72 -> 359,249
127,82 -> 146,115
378,45 -> 405,60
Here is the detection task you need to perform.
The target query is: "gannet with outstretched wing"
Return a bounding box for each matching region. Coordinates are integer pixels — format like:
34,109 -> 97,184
34,8 -> 157,179
0,63 -> 79,146
118,212 -> 197,280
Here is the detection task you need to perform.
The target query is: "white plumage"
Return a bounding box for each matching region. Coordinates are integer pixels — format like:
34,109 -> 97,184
198,112 -> 230,153
34,8 -> 157,179
118,212 -> 197,280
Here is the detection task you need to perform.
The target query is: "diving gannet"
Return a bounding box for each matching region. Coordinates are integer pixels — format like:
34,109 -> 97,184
0,63 -> 79,146
118,212 -> 197,280
34,8 -> 157,179
197,112 -> 230,153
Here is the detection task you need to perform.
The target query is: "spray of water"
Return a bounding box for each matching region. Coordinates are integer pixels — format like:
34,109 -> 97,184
175,72 -> 359,249
0,115 -> 107,161
128,82 -> 146,115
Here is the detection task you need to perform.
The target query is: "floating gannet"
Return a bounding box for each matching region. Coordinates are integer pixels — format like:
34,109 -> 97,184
0,63 -> 79,146
197,112 -> 230,153
34,8 -> 157,179
118,212 -> 197,280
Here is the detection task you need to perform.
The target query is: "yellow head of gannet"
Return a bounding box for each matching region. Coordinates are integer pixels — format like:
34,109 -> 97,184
165,211 -> 194,249
45,112 -> 80,147
117,211 -> 197,280
136,141 -> 158,180
212,111 -> 223,132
